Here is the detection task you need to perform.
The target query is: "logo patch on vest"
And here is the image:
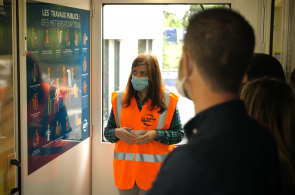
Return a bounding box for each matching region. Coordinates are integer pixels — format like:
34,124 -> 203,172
141,114 -> 156,126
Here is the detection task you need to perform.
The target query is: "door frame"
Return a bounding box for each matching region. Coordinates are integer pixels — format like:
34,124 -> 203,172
91,0 -> 271,194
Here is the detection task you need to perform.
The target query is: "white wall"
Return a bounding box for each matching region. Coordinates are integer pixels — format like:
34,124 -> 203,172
103,5 -> 162,40
22,139 -> 91,195
119,38 -> 137,89
108,39 -> 115,111
232,0 -> 272,53
104,5 -> 163,88
91,1 -> 271,195
19,0 -> 91,194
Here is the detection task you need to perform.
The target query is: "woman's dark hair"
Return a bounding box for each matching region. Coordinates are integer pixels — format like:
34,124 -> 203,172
241,77 -> 295,189
247,53 -> 286,82
123,53 -> 167,114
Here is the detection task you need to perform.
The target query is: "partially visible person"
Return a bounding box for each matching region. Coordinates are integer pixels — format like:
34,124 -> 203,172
146,9 -> 280,195
239,53 -> 286,97
241,77 -> 295,194
246,53 -> 286,81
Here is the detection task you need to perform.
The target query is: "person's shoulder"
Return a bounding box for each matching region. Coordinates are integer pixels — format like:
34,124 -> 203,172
163,144 -> 200,169
147,144 -> 211,195
279,156 -> 292,189
218,112 -> 277,146
111,90 -> 127,103
167,90 -> 178,98
228,114 -> 279,161
151,145 -> 199,183
245,115 -> 277,146
112,89 -> 125,94
111,89 -> 125,97
164,89 -> 179,103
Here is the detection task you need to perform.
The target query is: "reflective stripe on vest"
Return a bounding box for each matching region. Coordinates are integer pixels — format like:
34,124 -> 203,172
156,91 -> 171,130
135,153 -> 168,163
115,90 -> 171,129
114,151 -> 134,161
116,91 -> 124,128
114,150 -> 168,163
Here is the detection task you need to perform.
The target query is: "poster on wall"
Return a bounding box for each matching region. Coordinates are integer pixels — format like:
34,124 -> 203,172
26,2 -> 90,175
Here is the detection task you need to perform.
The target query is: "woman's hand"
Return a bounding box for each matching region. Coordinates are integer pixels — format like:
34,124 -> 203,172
136,130 -> 158,145
114,127 -> 136,145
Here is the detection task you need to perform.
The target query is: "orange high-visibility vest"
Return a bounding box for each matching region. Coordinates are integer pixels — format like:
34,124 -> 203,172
112,90 -> 179,190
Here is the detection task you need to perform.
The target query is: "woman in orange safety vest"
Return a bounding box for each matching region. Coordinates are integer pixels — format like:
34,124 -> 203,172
104,53 -> 184,195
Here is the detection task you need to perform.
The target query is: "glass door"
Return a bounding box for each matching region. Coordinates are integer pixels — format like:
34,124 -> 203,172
0,0 -> 18,194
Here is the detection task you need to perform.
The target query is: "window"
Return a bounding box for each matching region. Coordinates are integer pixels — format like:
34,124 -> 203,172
102,4 -> 230,142
102,39 -> 121,130
103,40 -> 109,127
138,39 -> 153,54
114,40 -> 120,91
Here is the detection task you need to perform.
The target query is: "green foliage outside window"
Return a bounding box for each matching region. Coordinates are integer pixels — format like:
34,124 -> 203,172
162,4 -> 230,70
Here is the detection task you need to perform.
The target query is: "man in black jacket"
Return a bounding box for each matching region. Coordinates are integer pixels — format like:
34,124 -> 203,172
146,9 -> 280,195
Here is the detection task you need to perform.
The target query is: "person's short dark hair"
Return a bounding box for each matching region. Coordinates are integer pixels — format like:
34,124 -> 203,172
247,53 -> 286,82
184,8 -> 255,93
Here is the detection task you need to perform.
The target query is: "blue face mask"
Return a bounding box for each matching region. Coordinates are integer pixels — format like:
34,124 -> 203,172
131,75 -> 149,91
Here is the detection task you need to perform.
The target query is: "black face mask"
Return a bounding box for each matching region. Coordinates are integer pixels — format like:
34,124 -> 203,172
238,83 -> 246,99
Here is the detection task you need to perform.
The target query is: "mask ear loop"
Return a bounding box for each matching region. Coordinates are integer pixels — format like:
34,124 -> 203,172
187,55 -> 193,75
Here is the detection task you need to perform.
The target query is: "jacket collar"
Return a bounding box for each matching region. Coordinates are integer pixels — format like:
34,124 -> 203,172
184,100 -> 247,139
